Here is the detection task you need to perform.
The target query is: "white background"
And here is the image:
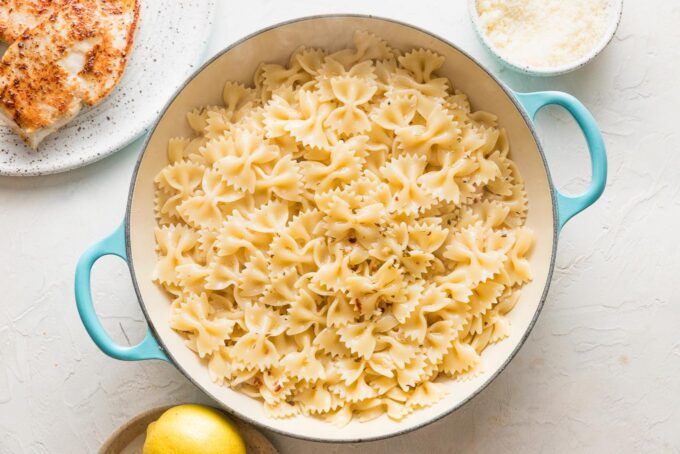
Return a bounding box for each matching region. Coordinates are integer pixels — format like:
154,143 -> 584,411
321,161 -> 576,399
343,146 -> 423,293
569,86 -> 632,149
1,1 -> 679,453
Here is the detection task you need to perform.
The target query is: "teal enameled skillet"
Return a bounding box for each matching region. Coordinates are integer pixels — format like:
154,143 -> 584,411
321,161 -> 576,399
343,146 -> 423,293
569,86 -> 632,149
75,15 -> 606,443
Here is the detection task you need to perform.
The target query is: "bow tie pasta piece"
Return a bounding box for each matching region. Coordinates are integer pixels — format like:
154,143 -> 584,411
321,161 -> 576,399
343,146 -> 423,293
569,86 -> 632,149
215,212 -> 266,257
324,76 -> 377,135
203,109 -> 233,140
406,381 -> 449,412
204,254 -> 241,291
176,169 -> 246,230
422,320 -> 458,364
441,341 -> 481,377
256,49 -> 315,99
325,293 -> 357,328
443,224 -> 513,286
186,106 -> 224,135
293,47 -> 328,77
154,161 -> 205,217
265,400 -> 301,419
167,137 -> 192,164
401,284 -> 452,343
463,200 -> 512,229
418,150 -> 479,205
256,270 -> 298,309
258,364 -> 296,403
370,93 -> 417,131
286,290 -> 327,336
215,199 -> 288,259
263,92 -> 301,139
300,135 -> 366,193
235,105 -> 267,135
297,385 -> 338,416
153,224 -> 199,286
326,30 -> 395,70
487,182 -> 529,229
269,231 -> 323,275
503,227 -> 535,285
287,209 -> 326,242
338,322 -> 394,359
389,73 -> 449,100
321,194 -> 385,244
317,59 -> 376,102
434,266 -> 475,303
344,260 -> 406,316
280,344 -> 327,383
389,281 -> 422,324
222,82 -> 256,120
207,346 -> 239,385
380,154 -> 434,214
170,292 -> 236,358
407,219 -> 449,253
254,155 -> 304,202
314,326 -> 351,358
246,199 -> 290,233
174,260 -> 211,295
238,250 -> 269,297
467,279 -> 506,324
479,311 -> 512,348
313,241 -> 354,293
153,30 -> 535,425
395,352 -> 429,391
230,302 -> 286,370
486,150 -> 520,197
330,374 -> 378,406
395,102 -> 460,156
213,129 -> 279,193
398,49 -> 446,84
284,90 -> 335,149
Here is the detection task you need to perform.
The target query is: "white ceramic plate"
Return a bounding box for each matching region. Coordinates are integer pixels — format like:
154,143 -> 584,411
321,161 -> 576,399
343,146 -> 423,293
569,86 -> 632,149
0,0 -> 216,176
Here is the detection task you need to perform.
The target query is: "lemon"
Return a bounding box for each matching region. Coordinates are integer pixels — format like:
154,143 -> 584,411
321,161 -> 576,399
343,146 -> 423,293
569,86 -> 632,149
142,404 -> 246,454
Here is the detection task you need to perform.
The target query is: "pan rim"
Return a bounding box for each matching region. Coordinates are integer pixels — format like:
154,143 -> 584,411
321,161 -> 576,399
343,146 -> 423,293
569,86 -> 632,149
124,13 -> 559,443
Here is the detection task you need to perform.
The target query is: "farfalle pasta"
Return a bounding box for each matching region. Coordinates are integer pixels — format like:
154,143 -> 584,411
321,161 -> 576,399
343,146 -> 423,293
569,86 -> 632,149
153,31 -> 534,425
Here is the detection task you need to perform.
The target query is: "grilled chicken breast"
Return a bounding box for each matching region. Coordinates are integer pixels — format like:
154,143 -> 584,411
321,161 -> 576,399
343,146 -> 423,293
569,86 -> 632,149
0,0 -> 139,148
0,0 -> 68,43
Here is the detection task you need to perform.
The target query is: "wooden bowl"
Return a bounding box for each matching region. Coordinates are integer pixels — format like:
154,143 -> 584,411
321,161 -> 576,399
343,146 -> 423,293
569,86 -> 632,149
99,405 -> 278,454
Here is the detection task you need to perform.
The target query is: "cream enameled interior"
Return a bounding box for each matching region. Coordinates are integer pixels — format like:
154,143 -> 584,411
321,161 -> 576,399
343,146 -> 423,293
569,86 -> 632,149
128,16 -> 556,441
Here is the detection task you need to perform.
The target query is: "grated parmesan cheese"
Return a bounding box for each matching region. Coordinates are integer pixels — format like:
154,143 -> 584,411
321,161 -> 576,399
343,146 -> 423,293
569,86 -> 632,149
476,0 -> 612,69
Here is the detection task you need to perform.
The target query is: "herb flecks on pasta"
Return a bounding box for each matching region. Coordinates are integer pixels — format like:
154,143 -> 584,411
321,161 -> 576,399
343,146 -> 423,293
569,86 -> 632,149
153,31 -> 534,425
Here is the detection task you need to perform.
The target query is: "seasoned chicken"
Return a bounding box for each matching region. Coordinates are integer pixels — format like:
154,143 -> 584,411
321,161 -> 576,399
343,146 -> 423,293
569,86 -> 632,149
0,0 -> 68,43
0,0 -> 139,148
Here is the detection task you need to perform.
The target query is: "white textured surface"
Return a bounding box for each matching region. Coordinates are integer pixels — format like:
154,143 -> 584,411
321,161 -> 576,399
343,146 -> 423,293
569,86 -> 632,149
0,1 -> 679,453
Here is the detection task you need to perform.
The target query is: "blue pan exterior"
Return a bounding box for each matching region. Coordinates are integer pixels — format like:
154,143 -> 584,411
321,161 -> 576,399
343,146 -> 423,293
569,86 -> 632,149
74,14 -> 607,443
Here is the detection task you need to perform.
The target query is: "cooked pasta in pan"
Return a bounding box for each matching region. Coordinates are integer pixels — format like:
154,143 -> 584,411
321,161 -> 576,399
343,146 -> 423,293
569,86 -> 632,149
153,31 -> 533,425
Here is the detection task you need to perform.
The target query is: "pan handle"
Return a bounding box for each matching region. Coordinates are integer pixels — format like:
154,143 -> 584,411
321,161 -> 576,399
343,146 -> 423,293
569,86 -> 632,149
74,223 -> 169,362
513,91 -> 607,230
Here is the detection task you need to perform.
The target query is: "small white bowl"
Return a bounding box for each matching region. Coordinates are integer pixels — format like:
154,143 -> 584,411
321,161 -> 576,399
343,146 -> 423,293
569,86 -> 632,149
469,0 -> 624,76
